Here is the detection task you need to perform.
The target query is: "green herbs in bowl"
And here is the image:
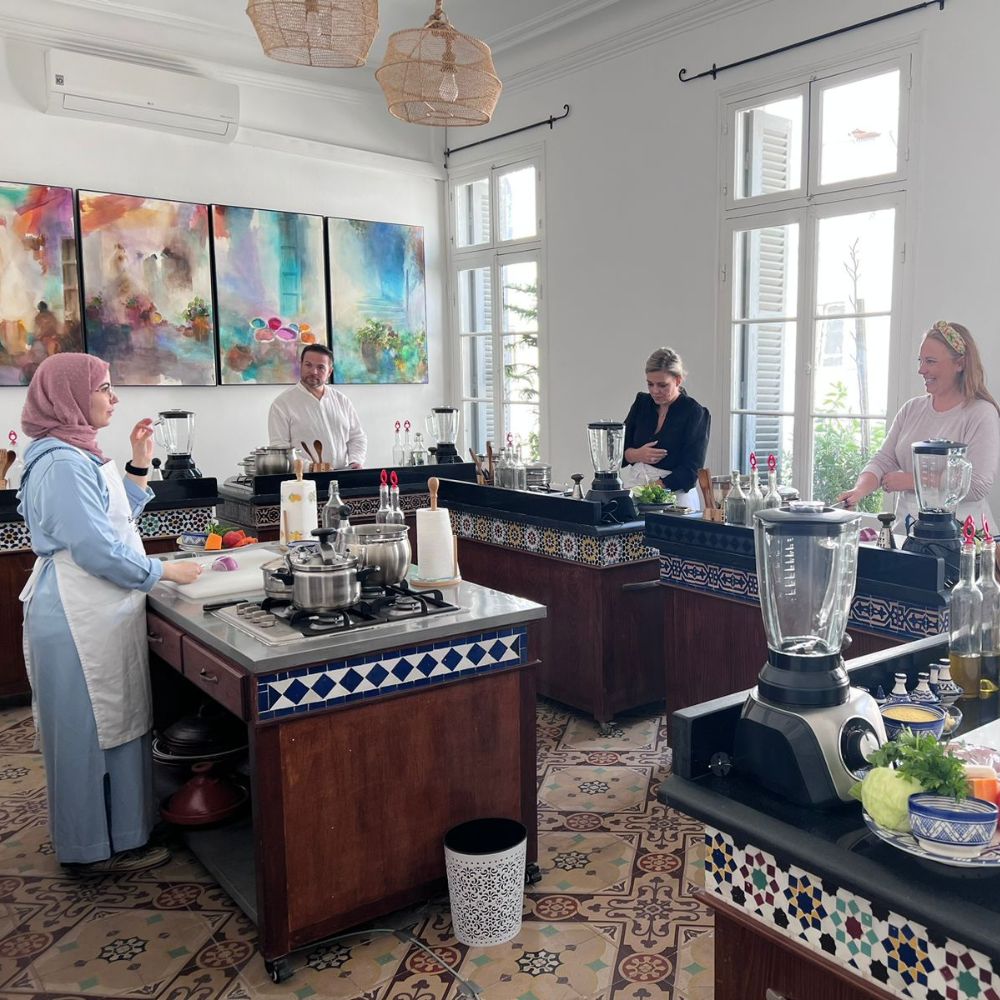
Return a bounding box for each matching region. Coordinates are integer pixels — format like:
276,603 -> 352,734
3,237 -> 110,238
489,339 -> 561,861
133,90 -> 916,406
632,483 -> 676,506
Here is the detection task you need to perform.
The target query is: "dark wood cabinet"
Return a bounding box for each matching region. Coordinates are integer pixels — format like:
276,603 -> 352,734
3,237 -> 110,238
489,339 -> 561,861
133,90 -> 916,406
660,586 -> 900,715
457,536 -> 664,722
710,895 -> 898,1000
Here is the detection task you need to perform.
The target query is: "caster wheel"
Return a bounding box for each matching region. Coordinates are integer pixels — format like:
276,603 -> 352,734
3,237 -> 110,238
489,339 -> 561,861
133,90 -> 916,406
525,862 -> 542,886
266,957 -> 293,984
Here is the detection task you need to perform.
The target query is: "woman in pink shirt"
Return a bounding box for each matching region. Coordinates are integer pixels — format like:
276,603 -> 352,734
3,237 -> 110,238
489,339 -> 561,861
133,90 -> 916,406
838,321 -> 1000,526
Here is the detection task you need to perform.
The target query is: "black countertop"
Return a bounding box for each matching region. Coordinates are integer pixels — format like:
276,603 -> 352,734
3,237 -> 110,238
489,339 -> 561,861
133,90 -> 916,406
0,478 -> 219,522
662,636 -> 1000,965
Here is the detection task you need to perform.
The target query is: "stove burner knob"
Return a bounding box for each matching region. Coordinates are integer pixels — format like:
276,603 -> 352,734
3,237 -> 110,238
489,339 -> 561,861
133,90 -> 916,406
236,603 -> 259,617
841,720 -> 881,776
249,612 -> 275,624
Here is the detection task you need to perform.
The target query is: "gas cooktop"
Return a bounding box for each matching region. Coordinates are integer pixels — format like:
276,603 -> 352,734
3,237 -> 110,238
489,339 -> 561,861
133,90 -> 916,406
212,583 -> 461,646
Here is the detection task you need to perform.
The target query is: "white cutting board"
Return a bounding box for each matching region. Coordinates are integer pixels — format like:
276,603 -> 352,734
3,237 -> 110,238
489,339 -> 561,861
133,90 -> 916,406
158,547 -> 279,600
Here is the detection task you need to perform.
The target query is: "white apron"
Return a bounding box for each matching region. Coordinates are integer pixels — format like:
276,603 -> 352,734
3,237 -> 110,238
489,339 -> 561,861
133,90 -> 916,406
21,457 -> 152,750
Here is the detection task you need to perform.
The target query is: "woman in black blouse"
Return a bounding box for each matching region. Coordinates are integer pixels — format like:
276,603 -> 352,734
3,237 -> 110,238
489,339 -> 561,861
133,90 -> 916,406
621,348 -> 711,505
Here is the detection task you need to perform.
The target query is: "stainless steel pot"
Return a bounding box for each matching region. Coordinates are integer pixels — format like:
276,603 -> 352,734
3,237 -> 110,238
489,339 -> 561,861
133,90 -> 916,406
261,556 -> 294,600
286,530 -> 372,610
344,523 -> 411,588
256,446 -> 294,476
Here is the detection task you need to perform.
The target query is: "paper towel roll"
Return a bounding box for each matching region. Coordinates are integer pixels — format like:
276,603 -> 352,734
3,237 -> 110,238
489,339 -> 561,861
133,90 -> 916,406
280,479 -> 317,544
417,508 -> 456,581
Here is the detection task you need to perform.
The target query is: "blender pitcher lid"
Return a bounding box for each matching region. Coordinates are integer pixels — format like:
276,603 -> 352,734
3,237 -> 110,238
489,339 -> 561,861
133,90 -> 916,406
158,409 -> 194,418
587,420 -> 624,429
912,439 -> 968,455
755,502 -> 860,533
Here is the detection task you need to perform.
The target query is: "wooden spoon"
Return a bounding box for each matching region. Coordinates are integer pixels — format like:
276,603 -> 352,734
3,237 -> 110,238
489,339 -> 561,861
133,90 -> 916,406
313,440 -> 324,470
299,440 -> 317,464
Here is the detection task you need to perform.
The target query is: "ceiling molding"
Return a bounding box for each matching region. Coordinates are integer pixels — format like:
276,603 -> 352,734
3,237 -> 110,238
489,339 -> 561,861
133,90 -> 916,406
236,126 -> 445,180
501,0 -> 776,93
49,0 -> 247,40
488,0 -> 626,54
0,12 -> 374,105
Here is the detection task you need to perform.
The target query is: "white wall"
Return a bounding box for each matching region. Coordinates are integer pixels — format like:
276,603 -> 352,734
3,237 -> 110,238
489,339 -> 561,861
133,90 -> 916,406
0,38 -> 448,482
457,0 -> 1000,510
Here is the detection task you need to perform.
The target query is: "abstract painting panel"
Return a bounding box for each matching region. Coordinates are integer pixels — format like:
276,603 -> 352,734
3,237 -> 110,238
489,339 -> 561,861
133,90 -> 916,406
213,206 -> 327,384
328,218 -> 427,384
0,182 -> 83,385
79,191 -> 217,385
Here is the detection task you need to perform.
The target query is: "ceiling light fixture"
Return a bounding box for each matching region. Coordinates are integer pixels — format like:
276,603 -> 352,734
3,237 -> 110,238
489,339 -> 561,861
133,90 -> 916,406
246,0 -> 380,69
375,0 -> 501,127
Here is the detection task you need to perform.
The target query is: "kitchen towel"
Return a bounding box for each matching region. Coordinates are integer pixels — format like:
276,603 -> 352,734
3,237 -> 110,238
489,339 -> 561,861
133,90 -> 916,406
280,478 -> 318,545
416,508 -> 457,582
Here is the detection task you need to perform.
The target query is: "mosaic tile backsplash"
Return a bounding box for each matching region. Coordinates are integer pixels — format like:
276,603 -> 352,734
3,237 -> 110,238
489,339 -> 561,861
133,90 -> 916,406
705,826 -> 999,1000
659,553 -> 946,640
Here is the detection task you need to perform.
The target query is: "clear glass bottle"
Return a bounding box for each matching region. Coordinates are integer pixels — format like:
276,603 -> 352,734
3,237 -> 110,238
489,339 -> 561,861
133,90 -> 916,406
724,469 -> 747,526
402,420 -> 412,466
763,468 -> 781,509
392,421 -> 405,467
411,432 -> 427,466
496,448 -> 511,489
375,471 -> 391,525
387,471 -> 405,525
745,466 -> 764,527
949,537 -> 983,699
321,479 -> 344,529
978,533 -> 1000,687
512,443 -> 527,491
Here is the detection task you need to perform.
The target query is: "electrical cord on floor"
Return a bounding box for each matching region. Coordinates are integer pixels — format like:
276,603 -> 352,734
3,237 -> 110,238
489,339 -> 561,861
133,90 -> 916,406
290,927 -> 482,997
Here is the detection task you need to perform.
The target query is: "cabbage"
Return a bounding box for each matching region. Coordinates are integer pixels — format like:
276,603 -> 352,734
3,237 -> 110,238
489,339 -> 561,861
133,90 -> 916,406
860,766 -> 925,832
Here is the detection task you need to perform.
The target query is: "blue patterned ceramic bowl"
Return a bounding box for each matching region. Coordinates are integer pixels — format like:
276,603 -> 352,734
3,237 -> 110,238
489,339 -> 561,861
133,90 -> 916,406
908,794 -> 999,858
880,702 -> 947,741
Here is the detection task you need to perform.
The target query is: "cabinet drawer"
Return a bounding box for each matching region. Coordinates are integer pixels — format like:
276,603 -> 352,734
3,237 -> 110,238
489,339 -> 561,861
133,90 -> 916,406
181,637 -> 247,719
146,613 -> 184,672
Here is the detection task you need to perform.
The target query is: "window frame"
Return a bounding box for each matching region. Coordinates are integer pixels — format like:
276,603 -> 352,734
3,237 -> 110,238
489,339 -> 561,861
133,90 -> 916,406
447,145 -> 547,462
718,48 -> 915,498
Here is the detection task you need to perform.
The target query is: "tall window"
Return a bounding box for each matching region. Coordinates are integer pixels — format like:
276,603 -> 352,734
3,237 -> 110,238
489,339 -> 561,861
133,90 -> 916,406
449,153 -> 544,461
723,55 -> 911,508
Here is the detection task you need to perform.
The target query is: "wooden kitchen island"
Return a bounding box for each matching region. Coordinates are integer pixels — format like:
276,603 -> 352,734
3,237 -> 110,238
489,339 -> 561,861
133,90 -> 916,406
146,569 -> 544,982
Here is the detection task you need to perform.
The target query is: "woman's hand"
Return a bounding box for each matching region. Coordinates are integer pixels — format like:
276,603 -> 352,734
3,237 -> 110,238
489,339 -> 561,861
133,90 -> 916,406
626,441 -> 667,465
130,418 -> 155,467
881,470 -> 914,493
836,489 -> 865,510
161,560 -> 203,585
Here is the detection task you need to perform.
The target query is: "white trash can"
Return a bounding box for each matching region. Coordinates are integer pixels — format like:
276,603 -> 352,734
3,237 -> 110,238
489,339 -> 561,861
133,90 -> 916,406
444,817 -> 527,947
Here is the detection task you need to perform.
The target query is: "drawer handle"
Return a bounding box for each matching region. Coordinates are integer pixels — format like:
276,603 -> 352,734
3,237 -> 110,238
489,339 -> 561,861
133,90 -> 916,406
199,668 -> 219,684
766,990 -> 789,1000
146,632 -> 164,645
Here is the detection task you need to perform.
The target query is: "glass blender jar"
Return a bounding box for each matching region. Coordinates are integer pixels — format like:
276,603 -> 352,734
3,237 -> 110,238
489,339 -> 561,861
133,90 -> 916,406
584,421 -> 636,521
735,502 -> 885,806
902,440 -> 972,582
153,410 -> 201,479
426,407 -> 461,464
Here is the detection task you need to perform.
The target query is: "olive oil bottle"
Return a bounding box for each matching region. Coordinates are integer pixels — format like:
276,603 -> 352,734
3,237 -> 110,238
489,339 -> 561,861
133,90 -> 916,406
949,519 -> 982,699
977,528 -> 1000,688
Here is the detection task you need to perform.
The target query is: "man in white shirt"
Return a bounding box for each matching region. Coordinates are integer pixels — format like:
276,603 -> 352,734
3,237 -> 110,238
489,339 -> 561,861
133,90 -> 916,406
267,345 -> 367,468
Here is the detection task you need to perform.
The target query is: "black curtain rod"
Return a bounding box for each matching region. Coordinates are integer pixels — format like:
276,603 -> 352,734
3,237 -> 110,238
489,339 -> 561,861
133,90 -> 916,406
444,105 -> 571,166
678,0 -> 945,83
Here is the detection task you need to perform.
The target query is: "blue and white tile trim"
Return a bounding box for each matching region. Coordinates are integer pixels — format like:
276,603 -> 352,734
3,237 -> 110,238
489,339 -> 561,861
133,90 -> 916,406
706,827 -> 1000,1000
659,554 -> 946,640
257,625 -> 527,721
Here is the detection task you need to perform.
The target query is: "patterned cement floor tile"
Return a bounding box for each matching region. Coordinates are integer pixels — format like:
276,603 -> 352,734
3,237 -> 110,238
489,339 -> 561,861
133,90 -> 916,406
0,700 -> 712,999
7,907 -> 223,997
538,766 -> 649,814
535,831 -> 638,895
560,717 -> 661,753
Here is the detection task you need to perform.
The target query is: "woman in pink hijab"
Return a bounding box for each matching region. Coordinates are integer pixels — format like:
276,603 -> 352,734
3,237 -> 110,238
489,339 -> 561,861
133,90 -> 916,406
19,354 -> 200,872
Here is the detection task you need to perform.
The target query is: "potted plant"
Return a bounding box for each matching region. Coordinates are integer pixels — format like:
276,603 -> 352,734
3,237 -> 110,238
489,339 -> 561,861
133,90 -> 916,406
355,318 -> 391,373
183,297 -> 212,341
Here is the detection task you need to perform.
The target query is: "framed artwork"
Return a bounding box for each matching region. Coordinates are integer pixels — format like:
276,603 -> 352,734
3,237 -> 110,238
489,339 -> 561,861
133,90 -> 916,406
212,205 -> 328,384
0,182 -> 84,385
327,218 -> 427,384
78,191 -> 217,385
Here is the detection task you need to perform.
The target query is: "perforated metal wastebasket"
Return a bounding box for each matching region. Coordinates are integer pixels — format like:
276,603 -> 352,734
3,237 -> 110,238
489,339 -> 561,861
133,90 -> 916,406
444,817 -> 527,947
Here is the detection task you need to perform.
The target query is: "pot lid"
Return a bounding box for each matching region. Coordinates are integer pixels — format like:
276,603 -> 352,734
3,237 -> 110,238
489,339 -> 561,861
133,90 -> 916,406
289,545 -> 358,572
160,704 -> 245,755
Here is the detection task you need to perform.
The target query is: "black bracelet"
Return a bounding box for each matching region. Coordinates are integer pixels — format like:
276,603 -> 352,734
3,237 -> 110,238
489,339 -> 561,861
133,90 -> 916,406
125,461 -> 149,476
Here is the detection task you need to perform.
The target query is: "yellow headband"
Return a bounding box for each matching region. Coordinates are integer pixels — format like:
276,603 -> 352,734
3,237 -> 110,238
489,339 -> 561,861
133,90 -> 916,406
933,320 -> 966,356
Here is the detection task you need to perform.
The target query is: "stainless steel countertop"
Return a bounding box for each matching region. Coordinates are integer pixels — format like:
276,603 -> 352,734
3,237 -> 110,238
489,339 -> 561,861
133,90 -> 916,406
147,549 -> 546,674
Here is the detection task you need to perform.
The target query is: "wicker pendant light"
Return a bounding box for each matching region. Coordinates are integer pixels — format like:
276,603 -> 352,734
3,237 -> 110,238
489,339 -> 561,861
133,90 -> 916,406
246,0 -> 380,69
376,0 -> 502,126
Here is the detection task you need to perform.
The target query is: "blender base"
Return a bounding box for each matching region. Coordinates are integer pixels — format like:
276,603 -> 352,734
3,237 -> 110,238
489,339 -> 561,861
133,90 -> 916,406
162,454 -> 202,480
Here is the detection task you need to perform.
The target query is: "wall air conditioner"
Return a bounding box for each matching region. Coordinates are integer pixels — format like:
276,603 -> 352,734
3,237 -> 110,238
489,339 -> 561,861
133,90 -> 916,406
44,49 -> 239,142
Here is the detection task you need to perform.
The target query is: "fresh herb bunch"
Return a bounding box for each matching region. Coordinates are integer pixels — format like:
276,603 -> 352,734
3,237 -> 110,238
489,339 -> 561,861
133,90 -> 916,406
632,483 -> 676,506
867,730 -> 969,799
